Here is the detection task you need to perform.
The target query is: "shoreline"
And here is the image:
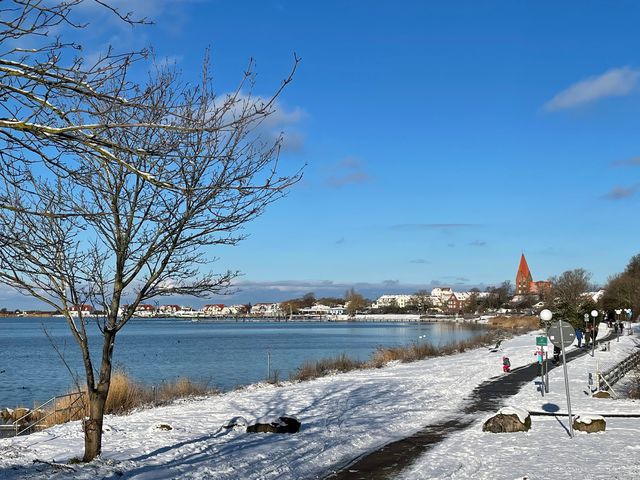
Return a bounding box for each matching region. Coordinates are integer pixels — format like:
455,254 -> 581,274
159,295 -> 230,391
1,313 -> 490,323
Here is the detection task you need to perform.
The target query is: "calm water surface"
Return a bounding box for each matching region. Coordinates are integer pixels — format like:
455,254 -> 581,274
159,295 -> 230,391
0,316 -> 484,407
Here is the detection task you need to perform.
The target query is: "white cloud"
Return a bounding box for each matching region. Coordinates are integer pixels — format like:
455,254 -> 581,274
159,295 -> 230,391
213,94 -> 307,153
544,67 -> 640,111
603,184 -> 640,200
326,156 -> 372,188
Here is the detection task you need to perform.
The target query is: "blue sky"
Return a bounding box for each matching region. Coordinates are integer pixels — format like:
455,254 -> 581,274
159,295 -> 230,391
4,0 -> 640,308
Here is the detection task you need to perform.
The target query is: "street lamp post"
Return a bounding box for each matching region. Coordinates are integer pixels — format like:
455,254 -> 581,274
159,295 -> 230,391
590,309 -> 598,357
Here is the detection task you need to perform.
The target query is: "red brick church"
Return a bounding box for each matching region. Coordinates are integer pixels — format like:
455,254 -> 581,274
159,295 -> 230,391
515,254 -> 551,296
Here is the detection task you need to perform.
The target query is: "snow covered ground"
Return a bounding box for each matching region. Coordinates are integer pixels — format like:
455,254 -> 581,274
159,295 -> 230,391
0,324 -> 638,479
401,326 -> 640,480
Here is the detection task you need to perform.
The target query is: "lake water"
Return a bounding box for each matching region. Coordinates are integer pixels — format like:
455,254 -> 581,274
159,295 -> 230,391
0,316 -> 484,408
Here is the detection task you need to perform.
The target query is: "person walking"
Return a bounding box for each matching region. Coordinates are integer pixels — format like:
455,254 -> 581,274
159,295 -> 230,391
575,328 -> 583,348
502,355 -> 511,373
552,345 -> 561,364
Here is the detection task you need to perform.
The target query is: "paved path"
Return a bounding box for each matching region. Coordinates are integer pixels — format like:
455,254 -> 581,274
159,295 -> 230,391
327,337 -> 612,480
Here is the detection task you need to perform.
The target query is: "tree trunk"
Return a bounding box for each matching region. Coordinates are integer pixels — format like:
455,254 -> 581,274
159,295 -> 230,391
83,388 -> 108,462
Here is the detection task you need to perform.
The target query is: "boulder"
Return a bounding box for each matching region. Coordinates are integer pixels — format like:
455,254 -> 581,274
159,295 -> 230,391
0,408 -> 13,421
154,423 -> 173,431
247,416 -> 301,434
592,390 -> 611,399
483,406 -> 531,433
573,415 -> 606,433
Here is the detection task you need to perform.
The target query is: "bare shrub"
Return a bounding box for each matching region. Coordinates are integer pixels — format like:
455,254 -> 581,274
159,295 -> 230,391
267,369 -> 282,385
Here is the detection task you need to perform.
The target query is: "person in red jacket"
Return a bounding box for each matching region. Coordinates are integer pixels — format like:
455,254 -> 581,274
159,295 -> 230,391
502,355 -> 511,373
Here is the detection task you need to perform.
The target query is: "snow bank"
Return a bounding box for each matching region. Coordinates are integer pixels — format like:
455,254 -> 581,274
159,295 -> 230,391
574,414 -> 605,425
498,406 -> 529,424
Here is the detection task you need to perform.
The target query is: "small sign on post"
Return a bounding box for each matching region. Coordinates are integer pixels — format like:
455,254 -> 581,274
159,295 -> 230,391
536,336 -> 548,346
547,322 -> 576,348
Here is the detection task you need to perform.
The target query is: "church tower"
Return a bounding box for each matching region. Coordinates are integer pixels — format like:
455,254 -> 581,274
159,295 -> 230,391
515,254 -> 533,295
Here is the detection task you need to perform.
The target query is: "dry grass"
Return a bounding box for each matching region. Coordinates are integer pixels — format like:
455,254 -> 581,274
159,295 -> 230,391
487,315 -> 540,331
105,370 -> 150,413
290,330 -> 501,381
154,377 -> 211,404
40,370 -> 215,428
290,353 -> 365,382
370,332 -> 498,367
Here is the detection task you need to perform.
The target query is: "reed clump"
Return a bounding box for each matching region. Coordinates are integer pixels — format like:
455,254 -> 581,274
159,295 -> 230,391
290,353 -> 365,381
42,370 -> 216,428
370,331 -> 497,367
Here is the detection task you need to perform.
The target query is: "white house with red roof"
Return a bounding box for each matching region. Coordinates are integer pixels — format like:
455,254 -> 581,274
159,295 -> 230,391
68,304 -> 93,317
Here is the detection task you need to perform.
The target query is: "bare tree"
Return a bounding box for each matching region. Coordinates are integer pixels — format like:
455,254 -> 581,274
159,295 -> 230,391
345,288 -> 365,317
601,273 -> 640,312
409,289 -> 432,314
549,268 -> 594,328
0,0 -> 301,461
601,253 -> 640,314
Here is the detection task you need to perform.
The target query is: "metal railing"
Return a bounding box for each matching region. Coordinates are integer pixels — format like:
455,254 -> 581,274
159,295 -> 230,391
598,347 -> 640,392
10,392 -> 86,436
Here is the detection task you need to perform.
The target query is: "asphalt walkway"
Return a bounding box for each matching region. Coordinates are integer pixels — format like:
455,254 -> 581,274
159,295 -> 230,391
327,336 -> 612,480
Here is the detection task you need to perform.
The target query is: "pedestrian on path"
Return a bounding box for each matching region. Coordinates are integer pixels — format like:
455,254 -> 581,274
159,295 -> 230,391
576,328 -> 583,348
502,355 -> 511,373
552,345 -> 561,364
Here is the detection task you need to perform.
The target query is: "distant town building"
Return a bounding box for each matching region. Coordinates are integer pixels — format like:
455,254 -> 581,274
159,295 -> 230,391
223,304 -> 246,315
203,304 -> 225,315
69,304 -> 93,317
515,254 -> 551,296
430,287 -> 453,307
372,294 -> 413,309
133,304 -> 156,317
445,292 -> 470,313
158,304 -> 181,314
251,303 -> 281,316
299,304 -> 332,316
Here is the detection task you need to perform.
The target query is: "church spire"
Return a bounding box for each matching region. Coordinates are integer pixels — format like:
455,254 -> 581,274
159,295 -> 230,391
516,253 -> 533,295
